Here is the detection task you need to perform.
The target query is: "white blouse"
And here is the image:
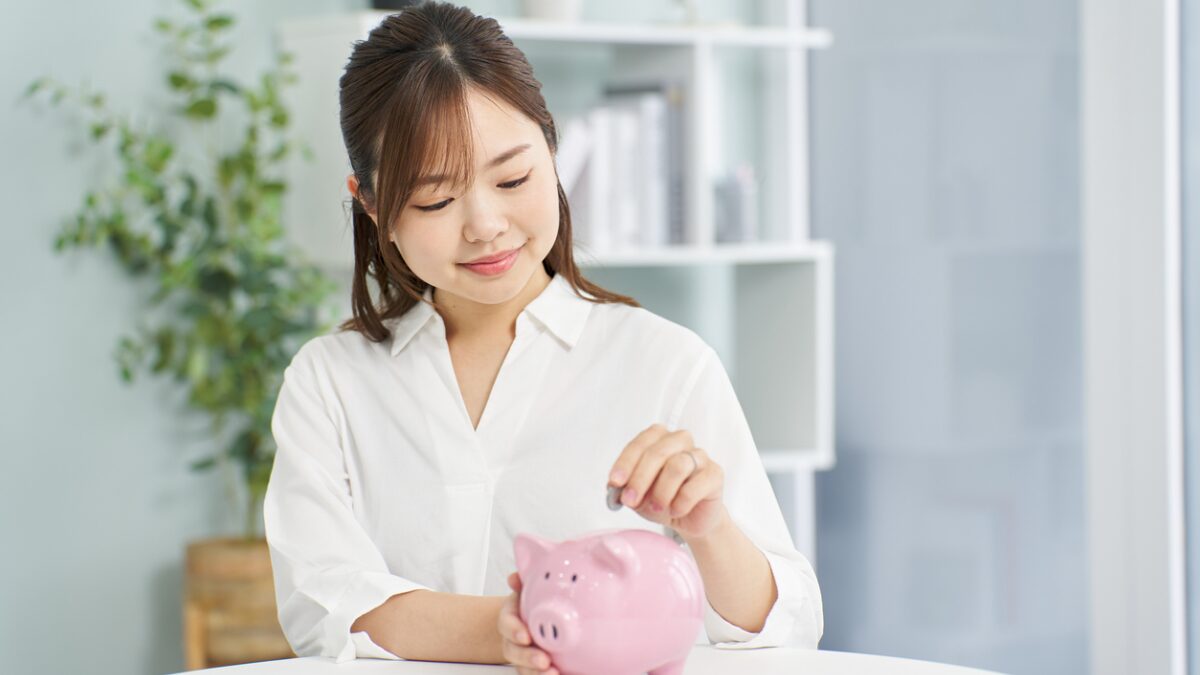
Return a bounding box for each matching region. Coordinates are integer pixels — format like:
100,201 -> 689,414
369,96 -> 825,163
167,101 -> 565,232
264,272 -> 824,663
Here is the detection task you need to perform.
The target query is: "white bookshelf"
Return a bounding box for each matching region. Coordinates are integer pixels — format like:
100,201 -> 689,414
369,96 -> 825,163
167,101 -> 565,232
276,3 -> 835,557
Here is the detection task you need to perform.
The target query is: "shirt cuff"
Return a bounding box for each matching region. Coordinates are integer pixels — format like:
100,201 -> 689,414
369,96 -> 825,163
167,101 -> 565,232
702,549 -> 822,649
325,570 -> 431,663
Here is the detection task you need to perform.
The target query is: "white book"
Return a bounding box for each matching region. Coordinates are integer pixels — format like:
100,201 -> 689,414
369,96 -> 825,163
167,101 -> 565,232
613,103 -> 640,249
604,83 -> 678,248
638,92 -> 669,247
585,106 -> 612,253
555,115 -> 591,197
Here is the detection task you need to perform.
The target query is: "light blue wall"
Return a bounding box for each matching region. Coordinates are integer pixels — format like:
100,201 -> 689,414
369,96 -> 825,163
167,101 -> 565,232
1,1 -> 1091,674
0,2 -> 361,674
1184,2 -> 1200,673
810,2 -> 1087,674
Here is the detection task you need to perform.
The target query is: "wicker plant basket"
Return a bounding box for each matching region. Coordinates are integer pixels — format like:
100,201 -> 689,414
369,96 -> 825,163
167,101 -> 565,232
184,538 -> 294,670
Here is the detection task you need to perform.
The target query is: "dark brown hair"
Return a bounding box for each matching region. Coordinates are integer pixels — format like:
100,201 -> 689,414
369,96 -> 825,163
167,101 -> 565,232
335,0 -> 639,341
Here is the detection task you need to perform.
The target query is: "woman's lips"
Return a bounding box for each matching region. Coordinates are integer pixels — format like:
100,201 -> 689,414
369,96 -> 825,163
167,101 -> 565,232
459,245 -> 521,276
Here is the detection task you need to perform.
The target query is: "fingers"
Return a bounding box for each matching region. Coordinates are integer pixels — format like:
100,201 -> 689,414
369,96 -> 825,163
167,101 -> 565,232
608,424 -> 671,490
498,598 -> 530,645
502,638 -> 554,673
667,461 -> 723,518
643,449 -> 704,514
507,571 -> 523,592
499,590 -> 557,673
614,426 -> 697,511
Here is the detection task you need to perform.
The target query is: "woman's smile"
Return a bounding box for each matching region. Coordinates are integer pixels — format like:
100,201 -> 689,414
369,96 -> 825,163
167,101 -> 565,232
458,243 -> 523,276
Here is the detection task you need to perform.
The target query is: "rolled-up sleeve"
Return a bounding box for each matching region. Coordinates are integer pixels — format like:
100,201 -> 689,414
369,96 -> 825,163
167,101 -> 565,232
666,345 -> 824,649
264,341 -> 431,662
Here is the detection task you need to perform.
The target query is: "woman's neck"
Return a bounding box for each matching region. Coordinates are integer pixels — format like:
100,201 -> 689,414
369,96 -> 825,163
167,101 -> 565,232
433,266 -> 553,343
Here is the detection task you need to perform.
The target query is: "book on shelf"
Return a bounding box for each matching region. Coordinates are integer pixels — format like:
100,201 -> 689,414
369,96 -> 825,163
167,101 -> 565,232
714,162 -> 759,243
556,79 -> 686,253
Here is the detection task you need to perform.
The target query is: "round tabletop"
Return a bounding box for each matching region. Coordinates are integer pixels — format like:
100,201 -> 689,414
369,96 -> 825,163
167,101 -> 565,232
174,645 -> 1007,675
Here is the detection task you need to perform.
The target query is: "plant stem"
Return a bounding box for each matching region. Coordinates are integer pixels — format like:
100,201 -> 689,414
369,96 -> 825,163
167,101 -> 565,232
246,489 -> 257,541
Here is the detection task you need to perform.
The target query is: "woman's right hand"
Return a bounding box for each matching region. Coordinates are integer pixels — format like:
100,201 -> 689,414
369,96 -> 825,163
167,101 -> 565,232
498,571 -> 559,675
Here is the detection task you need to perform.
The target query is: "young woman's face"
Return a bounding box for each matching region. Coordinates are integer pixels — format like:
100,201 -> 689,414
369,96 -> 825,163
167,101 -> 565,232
382,87 -> 559,307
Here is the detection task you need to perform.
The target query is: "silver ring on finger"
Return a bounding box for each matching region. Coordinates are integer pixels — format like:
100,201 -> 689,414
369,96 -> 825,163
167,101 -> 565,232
682,449 -> 699,474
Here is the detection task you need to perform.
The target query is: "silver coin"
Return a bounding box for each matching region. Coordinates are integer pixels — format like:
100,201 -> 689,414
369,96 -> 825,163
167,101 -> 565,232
606,484 -> 623,511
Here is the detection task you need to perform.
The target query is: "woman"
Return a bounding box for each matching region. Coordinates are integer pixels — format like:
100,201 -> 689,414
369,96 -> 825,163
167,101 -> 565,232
263,2 -> 823,673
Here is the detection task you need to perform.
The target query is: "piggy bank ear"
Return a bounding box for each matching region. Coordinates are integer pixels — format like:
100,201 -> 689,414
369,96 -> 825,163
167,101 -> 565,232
592,534 -> 642,577
514,533 -> 555,577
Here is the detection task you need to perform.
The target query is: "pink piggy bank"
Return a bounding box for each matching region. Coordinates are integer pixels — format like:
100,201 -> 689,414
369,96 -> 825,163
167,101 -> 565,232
514,528 -> 705,675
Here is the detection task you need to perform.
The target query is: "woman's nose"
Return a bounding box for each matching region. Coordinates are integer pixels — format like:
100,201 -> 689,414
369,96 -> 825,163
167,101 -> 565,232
460,190 -> 509,242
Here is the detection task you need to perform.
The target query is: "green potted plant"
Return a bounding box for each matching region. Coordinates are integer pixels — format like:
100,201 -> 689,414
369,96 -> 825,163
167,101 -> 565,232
19,0 -> 339,667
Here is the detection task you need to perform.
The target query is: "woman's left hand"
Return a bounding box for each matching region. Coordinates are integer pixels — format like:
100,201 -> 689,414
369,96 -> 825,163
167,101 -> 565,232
607,423 -> 726,541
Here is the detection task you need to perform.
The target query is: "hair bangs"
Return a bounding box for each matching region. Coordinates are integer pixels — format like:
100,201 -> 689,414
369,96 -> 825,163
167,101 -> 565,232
412,81 -> 477,197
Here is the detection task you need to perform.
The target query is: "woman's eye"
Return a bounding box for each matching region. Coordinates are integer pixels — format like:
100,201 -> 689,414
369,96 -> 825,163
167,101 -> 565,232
413,171 -> 532,212
498,172 -> 531,190
415,198 -> 452,212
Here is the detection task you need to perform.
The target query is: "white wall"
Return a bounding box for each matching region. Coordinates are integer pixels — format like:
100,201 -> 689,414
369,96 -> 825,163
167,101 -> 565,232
1188,0 -> 1200,666
809,2 -> 1088,673
1082,0 -> 1187,673
0,2 -> 361,674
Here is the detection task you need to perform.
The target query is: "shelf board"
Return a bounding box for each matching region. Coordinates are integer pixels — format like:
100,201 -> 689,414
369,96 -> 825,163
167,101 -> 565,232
760,448 -> 835,473
356,11 -> 833,48
574,241 -> 832,267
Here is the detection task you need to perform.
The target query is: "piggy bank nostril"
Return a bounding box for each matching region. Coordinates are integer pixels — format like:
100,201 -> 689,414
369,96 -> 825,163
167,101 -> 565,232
553,625 -> 558,640
539,625 -> 545,638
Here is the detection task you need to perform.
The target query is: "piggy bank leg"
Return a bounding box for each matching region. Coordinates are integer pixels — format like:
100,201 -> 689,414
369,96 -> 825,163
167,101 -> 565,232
648,658 -> 687,675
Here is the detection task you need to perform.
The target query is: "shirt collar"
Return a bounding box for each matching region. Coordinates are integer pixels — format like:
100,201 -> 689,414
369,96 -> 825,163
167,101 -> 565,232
388,273 -> 594,357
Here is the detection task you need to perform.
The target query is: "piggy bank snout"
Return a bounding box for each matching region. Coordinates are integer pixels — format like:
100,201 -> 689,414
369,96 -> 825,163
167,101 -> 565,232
527,601 -> 580,652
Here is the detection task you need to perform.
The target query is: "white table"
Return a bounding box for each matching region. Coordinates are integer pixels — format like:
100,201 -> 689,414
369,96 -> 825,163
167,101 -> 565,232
171,646 -> 1007,675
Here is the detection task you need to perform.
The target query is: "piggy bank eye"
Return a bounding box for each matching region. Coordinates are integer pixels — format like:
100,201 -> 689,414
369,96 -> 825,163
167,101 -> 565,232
544,572 -> 550,580
571,574 -> 578,583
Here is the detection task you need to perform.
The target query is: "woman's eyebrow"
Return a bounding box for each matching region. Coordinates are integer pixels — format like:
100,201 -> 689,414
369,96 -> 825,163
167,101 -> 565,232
416,143 -> 531,187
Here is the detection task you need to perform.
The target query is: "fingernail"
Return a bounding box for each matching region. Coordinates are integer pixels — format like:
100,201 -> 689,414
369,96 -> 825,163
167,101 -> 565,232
536,654 -> 550,668
610,468 -> 627,484
622,488 -> 637,505
651,501 -> 663,512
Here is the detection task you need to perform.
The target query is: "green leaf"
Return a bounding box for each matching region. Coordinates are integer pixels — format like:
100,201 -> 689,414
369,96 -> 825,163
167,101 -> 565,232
267,142 -> 289,162
229,429 -> 258,461
143,137 -> 174,173
198,265 -> 236,300
89,122 -> 111,140
168,72 -> 195,91
151,328 -> 176,372
203,46 -> 231,64
205,15 -> 234,31
181,298 -> 208,319
184,97 -> 216,119
190,456 -> 217,471
186,344 -> 208,382
153,18 -> 174,33
210,78 -> 240,95
21,77 -> 49,101
115,335 -> 143,382
201,195 -> 218,234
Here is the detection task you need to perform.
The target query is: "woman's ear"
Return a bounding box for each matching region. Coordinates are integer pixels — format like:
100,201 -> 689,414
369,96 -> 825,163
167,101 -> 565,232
346,174 -> 377,223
